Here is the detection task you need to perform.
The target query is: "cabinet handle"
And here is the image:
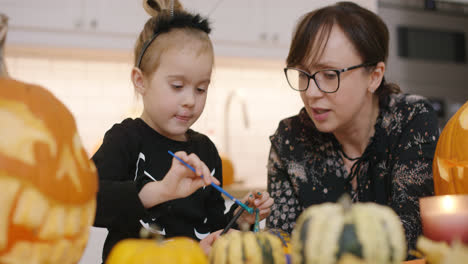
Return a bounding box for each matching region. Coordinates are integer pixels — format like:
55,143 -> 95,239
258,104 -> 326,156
90,19 -> 98,29
74,19 -> 83,29
271,33 -> 279,43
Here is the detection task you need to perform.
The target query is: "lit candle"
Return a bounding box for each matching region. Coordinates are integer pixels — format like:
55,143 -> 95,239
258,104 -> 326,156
420,195 -> 468,244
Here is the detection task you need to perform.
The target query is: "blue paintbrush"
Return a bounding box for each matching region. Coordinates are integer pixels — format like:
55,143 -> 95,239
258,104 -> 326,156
168,150 -> 253,214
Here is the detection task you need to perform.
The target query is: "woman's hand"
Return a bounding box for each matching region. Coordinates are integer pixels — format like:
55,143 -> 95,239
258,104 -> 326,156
139,151 -> 219,208
199,229 -> 224,256
235,190 -> 274,226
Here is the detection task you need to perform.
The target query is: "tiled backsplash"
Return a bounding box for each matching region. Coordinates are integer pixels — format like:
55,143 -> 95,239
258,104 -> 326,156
5,55 -> 303,188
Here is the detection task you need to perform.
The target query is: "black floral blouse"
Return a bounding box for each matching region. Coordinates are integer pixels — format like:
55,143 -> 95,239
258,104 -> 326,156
267,93 -> 439,252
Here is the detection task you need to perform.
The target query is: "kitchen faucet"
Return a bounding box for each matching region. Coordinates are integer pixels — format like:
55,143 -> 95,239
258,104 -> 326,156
0,13 -> 8,78
223,89 -> 249,157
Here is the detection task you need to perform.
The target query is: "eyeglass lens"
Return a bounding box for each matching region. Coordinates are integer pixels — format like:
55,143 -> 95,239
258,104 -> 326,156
286,69 -> 339,92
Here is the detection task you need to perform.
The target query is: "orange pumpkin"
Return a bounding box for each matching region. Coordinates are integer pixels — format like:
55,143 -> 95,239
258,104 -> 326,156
0,78 -> 98,263
433,101 -> 468,195
106,237 -> 207,264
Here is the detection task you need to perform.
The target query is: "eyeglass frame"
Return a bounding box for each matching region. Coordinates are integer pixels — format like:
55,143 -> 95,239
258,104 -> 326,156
283,62 -> 378,93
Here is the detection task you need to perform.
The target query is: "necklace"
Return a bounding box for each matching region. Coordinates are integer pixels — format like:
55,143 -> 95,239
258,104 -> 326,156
340,149 -> 361,161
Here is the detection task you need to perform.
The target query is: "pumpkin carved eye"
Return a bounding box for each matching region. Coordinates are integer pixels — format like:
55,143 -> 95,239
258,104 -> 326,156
433,101 -> 468,195
0,79 -> 98,264
0,98 -> 57,165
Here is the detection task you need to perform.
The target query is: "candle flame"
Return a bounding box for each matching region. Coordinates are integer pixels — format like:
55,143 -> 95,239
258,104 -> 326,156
441,196 -> 456,213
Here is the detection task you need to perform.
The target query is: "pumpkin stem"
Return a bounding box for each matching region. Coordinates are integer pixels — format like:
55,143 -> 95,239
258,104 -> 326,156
139,226 -> 151,239
240,221 -> 250,232
338,194 -> 353,212
139,224 -> 164,243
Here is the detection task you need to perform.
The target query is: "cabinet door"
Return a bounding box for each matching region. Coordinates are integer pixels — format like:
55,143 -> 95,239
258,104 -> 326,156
265,0 -> 377,57
182,0 -> 263,45
264,1 -> 312,49
85,0 -> 148,36
181,0 -> 350,59
0,0 -> 84,31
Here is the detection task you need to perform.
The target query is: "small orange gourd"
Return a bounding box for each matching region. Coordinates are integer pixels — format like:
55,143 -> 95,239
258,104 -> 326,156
0,78 -> 98,263
433,101 -> 468,195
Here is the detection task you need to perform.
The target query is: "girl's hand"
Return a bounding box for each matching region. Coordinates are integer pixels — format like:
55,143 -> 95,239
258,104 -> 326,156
138,151 -> 219,208
199,229 -> 223,256
235,190 -> 273,226
163,151 -> 219,198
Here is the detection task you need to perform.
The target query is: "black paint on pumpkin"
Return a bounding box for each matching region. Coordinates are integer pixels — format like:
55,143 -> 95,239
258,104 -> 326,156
256,236 -> 274,264
382,221 -> 394,261
241,233 -> 247,262
337,224 -> 363,259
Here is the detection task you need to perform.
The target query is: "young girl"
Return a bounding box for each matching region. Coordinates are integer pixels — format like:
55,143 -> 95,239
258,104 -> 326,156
92,0 -> 273,261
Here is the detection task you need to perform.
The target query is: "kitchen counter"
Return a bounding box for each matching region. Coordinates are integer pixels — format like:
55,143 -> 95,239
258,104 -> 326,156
223,183 -> 266,199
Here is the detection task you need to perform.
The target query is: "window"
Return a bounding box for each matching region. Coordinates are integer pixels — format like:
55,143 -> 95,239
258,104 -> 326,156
397,26 -> 466,63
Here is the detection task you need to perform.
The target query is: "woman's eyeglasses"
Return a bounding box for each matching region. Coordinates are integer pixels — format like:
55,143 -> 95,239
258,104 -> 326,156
284,62 -> 377,93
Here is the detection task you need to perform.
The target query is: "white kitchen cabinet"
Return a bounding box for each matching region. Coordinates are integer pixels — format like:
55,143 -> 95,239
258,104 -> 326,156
1,0 -> 376,58
85,0 -> 148,35
266,0 -> 377,47
1,0 -> 147,33
182,0 -> 297,59
1,0 -> 147,51
182,0 -> 376,59
0,0 -> 84,31
182,0 -> 264,52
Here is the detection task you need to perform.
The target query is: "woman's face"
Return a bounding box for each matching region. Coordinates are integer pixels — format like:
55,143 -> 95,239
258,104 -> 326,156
298,25 -> 376,134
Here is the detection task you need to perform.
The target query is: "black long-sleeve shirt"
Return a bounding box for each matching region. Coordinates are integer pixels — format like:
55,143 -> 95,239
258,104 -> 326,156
267,94 -> 439,255
92,118 -> 234,261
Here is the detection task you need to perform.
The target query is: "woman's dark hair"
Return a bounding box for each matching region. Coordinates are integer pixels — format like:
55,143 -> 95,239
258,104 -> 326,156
287,1 -> 400,103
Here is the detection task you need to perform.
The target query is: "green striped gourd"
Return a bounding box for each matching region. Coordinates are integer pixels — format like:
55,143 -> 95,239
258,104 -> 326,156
291,196 -> 406,264
209,231 -> 286,264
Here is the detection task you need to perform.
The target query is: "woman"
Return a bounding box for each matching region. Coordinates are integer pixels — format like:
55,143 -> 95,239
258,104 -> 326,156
266,1 -> 438,255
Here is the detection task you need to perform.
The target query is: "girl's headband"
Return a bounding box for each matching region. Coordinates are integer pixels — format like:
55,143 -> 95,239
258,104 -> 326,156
136,11 -> 211,69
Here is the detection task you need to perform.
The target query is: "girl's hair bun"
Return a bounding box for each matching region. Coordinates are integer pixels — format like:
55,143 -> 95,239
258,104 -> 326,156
143,0 -> 184,17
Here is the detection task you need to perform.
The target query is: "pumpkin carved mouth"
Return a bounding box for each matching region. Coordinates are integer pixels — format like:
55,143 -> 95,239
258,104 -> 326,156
0,176 -> 95,263
433,102 -> 468,195
437,158 -> 467,182
0,79 -> 98,264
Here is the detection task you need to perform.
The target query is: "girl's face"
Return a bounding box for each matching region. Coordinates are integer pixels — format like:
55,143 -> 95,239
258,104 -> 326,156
138,41 -> 213,141
298,25 -> 377,134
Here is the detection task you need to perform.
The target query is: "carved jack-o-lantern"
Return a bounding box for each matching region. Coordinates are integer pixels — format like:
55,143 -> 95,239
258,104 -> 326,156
0,79 -> 98,263
433,101 -> 468,195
